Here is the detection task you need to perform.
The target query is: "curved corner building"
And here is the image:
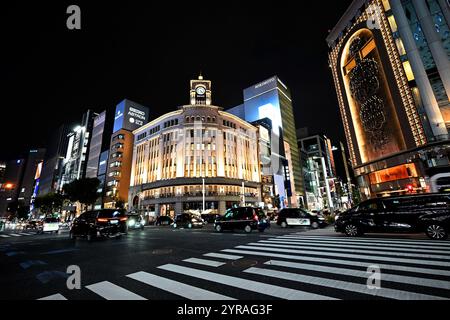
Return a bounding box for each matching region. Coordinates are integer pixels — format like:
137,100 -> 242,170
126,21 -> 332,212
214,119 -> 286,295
128,76 -> 261,218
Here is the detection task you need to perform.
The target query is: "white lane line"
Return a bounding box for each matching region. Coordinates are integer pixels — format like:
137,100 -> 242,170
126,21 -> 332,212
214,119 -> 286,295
127,271 -> 234,300
38,294 -> 67,300
183,258 -> 226,267
86,281 -> 147,300
222,248 -> 450,277
9,234 -> 22,237
245,242 -> 450,261
233,246 -> 450,267
19,233 -> 34,236
259,240 -> 450,255
204,253 -> 243,260
265,260 -> 450,290
270,237 -> 450,251
158,264 -> 337,300
244,267 -> 446,300
0,235 -> 10,238
283,235 -> 450,246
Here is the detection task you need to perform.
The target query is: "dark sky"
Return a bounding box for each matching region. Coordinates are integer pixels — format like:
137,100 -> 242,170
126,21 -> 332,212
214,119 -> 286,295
1,1 -> 353,160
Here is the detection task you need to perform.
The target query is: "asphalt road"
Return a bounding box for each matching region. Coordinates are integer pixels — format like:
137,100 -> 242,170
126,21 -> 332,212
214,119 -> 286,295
1,225 -> 450,300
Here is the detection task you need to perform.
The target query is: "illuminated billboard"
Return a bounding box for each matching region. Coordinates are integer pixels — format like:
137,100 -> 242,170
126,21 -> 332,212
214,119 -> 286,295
113,99 -> 149,133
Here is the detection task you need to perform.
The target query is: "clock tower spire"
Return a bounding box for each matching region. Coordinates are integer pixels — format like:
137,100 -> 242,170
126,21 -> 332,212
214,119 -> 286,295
190,74 -> 211,106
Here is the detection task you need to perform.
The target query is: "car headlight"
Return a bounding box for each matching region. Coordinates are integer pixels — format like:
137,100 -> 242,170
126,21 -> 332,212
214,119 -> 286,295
318,217 -> 325,221
128,220 -> 136,227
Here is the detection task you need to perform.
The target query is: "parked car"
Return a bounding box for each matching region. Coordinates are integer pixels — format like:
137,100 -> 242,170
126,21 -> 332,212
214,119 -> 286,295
38,218 -> 60,234
173,214 -> 204,229
277,208 -> 327,229
70,209 -> 128,241
214,207 -> 270,233
126,214 -> 145,230
25,220 -> 42,231
335,193 -> 450,240
154,216 -> 174,226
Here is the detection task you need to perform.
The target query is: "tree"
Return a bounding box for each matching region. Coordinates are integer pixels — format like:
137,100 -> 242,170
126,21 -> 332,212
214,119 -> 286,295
63,178 -> 101,211
34,193 -> 64,215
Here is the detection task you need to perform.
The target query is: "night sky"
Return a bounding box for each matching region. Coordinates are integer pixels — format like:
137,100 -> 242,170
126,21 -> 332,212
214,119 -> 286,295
1,1 -> 353,160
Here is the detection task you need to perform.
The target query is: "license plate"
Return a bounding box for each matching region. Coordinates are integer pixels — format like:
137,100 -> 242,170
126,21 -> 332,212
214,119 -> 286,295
110,220 -> 119,225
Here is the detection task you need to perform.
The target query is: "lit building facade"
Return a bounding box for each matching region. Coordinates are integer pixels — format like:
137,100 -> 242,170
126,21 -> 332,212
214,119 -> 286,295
104,99 -> 149,208
327,0 -> 450,199
228,76 -> 303,208
129,76 -> 261,218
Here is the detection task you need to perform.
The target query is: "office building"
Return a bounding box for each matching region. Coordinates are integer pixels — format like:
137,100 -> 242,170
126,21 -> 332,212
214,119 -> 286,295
104,99 -> 150,208
18,149 -> 46,208
228,76 -> 304,208
327,0 -> 450,198
0,159 -> 25,217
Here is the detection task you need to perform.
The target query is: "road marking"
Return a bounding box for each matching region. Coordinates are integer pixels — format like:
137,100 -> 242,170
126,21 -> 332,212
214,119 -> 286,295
203,253 -> 243,260
43,249 -> 79,255
86,281 -> 147,300
269,237 -> 450,251
158,264 -> 337,300
221,249 -> 450,277
0,235 -> 10,238
183,258 -> 226,267
19,233 -> 34,236
244,267 -> 446,300
264,260 -> 450,290
284,235 -> 450,246
9,234 -> 22,237
232,246 -> 450,267
244,242 -> 450,261
259,240 -> 450,255
38,294 -> 67,300
127,271 -> 234,300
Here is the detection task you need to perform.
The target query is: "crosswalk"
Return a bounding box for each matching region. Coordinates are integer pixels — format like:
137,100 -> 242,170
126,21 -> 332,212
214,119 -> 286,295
38,233 -> 450,300
0,232 -> 36,238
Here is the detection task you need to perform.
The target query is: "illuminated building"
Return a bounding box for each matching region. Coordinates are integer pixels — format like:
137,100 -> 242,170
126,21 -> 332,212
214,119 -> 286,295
327,0 -> 450,198
0,162 -> 5,187
103,100 -> 149,209
227,76 -> 303,208
129,76 -> 261,218
61,110 -> 98,188
0,159 -> 25,217
18,149 -> 46,208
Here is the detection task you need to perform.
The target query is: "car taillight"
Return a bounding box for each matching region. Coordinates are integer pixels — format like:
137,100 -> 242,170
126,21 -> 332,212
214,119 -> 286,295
120,217 -> 128,222
97,218 -> 108,223
253,214 -> 259,222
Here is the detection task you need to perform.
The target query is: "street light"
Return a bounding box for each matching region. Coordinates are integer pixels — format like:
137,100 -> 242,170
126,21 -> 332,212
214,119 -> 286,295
4,183 -> 14,190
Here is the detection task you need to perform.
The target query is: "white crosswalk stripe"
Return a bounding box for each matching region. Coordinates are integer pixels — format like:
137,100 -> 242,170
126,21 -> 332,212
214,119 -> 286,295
244,267 -> 446,300
203,253 -> 243,260
0,235 -> 10,238
284,235 -> 450,246
258,239 -> 450,255
38,294 -> 67,300
183,258 -> 226,267
265,238 -> 450,253
86,281 -> 147,300
9,234 -> 22,237
158,264 -> 337,300
234,245 -> 450,267
127,271 -> 235,300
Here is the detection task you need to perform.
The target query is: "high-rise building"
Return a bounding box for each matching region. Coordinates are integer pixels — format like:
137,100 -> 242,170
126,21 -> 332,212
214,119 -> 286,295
85,111 -> 115,179
38,124 -> 70,196
227,76 -> 304,208
61,110 -> 98,188
0,159 -> 25,217
327,0 -> 450,198
18,149 -> 46,208
104,99 -> 150,208
0,162 -> 6,186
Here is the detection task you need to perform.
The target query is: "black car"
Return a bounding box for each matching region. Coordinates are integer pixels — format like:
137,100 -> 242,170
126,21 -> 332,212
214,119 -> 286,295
126,214 -> 145,230
173,213 -> 204,229
335,194 -> 450,240
154,216 -> 174,226
70,209 -> 128,241
277,208 -> 327,229
201,214 -> 218,224
214,207 -> 270,233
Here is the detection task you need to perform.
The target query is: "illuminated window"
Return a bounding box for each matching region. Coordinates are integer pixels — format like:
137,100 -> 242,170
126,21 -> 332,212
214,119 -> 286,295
395,38 -> 406,56
387,15 -> 398,33
402,61 -> 415,81
381,0 -> 391,11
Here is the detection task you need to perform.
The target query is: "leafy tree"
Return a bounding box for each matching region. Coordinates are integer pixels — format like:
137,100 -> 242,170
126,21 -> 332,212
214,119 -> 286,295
63,178 -> 100,211
34,193 -> 64,215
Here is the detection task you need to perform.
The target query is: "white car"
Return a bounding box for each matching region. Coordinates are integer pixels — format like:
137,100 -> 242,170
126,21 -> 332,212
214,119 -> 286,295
40,218 -> 60,234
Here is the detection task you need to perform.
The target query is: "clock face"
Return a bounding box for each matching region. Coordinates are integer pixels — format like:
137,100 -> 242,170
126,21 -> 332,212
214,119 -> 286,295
196,86 -> 206,95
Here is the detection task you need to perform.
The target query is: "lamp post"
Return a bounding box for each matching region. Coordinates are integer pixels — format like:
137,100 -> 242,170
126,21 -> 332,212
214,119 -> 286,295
202,178 -> 206,214
242,181 -> 245,207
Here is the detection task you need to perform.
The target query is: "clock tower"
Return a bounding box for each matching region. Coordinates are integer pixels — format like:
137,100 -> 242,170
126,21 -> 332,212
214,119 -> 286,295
190,74 -> 212,106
